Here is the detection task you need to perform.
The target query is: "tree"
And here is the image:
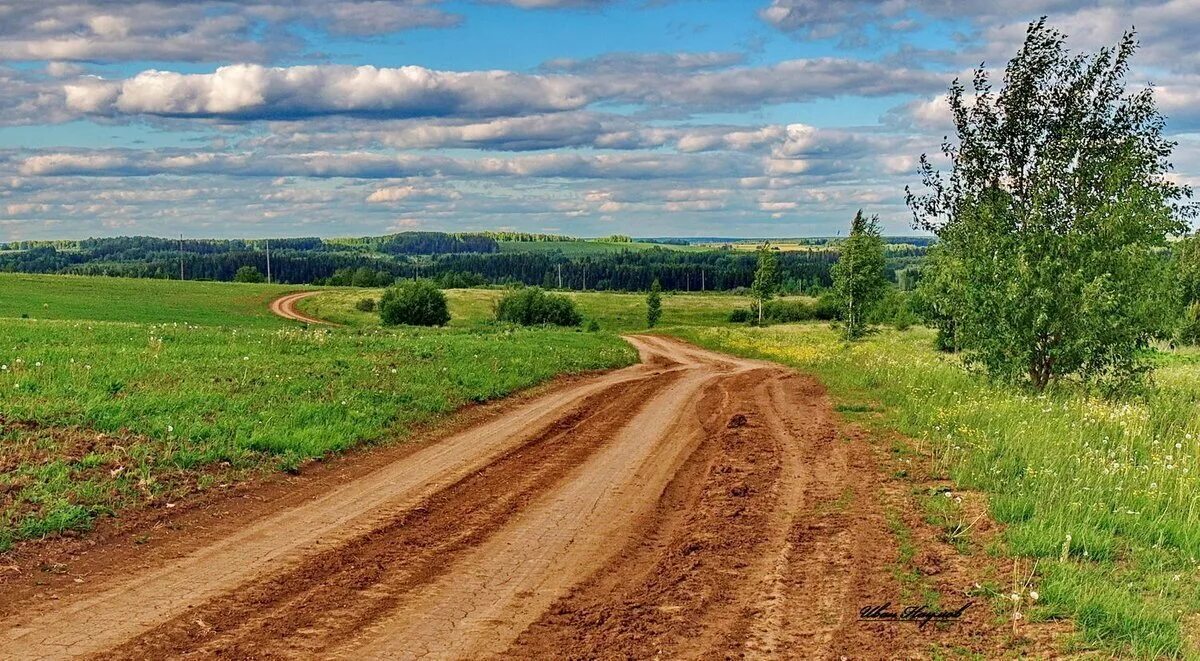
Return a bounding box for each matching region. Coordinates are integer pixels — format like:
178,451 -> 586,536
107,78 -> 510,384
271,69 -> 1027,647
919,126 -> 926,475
831,210 -> 887,339
351,266 -> 376,288
907,20 -> 1195,390
379,279 -> 450,326
751,243 -> 779,322
646,279 -> 663,328
233,265 -> 265,283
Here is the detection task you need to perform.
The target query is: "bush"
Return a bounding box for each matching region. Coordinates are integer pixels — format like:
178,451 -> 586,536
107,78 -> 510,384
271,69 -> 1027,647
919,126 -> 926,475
586,319 -> 601,332
234,265 -> 265,283
495,287 -> 582,326
355,298 -> 376,312
762,300 -> 815,323
728,308 -> 751,323
1177,302 -> 1200,345
814,292 -> 841,321
379,280 -> 450,326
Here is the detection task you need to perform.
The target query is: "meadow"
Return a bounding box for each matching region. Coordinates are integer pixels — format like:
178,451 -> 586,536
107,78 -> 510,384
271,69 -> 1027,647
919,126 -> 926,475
295,286 -> 792,331
669,324 -> 1200,658
0,276 -> 635,549
0,273 -> 296,327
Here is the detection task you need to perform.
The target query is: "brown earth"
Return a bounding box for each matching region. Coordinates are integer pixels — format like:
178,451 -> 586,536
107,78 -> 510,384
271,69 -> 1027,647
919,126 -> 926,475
269,290 -> 334,325
0,332 -> 1065,659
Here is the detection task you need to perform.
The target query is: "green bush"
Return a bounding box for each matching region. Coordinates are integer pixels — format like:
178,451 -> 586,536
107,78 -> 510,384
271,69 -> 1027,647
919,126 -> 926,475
355,298 -> 376,312
233,265 -> 265,283
728,308 -> 751,323
379,279 -> 450,327
762,300 -> 815,322
1177,301 -> 1200,345
495,287 -> 581,326
813,292 -> 841,321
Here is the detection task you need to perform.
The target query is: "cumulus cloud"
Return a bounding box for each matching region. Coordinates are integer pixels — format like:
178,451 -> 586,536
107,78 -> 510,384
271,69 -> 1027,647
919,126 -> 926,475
18,148 -> 759,181
367,185 -> 462,203
66,64 -> 589,120
65,58 -> 946,122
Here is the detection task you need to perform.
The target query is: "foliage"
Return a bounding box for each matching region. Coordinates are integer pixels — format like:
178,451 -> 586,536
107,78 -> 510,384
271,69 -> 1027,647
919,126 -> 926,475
831,210 -> 888,339
751,243 -> 779,322
813,292 -> 841,321
355,297 -> 376,312
907,20 -> 1195,390
1177,302 -> 1200,346
495,287 -> 582,327
379,280 -> 450,327
1174,233 -> 1200,307
233,265 -> 265,283
646,279 -> 663,328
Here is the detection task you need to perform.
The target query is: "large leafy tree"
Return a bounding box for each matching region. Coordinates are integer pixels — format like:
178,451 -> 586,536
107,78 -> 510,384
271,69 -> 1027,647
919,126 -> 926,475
831,210 -> 887,339
751,243 -> 779,322
907,20 -> 1195,390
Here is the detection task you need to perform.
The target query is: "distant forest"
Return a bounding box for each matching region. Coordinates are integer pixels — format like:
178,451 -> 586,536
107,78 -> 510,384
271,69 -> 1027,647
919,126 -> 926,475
0,232 -> 927,292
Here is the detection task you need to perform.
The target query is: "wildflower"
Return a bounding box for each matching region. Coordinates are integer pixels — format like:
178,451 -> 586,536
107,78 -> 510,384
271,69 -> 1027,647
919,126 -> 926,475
1029,591 -> 1039,602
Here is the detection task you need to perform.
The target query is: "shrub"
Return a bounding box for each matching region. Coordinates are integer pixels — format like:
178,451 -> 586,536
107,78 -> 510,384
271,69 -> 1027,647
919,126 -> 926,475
813,292 -> 841,321
762,300 -> 815,323
1177,302 -> 1200,345
234,265 -> 265,283
728,308 -> 751,323
379,280 -> 450,326
355,298 -> 376,312
586,319 -> 601,332
495,287 -> 581,326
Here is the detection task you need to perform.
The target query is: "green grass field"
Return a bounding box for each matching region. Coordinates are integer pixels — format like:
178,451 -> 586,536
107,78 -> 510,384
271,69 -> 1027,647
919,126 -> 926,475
296,287 -> 808,331
669,324 -> 1200,658
0,273 -> 296,327
0,276 -> 635,549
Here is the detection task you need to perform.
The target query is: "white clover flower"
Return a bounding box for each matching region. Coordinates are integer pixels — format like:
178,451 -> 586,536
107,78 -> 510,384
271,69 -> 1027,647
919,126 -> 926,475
1029,591 -> 1039,602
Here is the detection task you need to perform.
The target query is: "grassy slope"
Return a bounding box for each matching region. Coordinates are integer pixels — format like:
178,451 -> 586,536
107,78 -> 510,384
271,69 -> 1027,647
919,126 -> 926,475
297,287 -> 808,331
0,273 -> 296,327
669,324 -> 1200,658
0,276 -> 635,549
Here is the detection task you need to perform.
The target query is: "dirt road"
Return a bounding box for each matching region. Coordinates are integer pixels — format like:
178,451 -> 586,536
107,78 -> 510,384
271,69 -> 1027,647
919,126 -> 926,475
0,334 -> 1035,659
269,291 -> 333,325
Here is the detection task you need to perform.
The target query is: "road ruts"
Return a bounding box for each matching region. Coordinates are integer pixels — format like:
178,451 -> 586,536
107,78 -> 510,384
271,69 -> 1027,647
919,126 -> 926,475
1,332 -> 969,661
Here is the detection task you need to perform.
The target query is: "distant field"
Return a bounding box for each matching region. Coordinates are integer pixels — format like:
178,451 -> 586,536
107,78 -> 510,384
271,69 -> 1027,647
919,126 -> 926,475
0,273 -> 296,327
296,287 -> 809,331
495,240 -> 698,255
0,275 -> 635,549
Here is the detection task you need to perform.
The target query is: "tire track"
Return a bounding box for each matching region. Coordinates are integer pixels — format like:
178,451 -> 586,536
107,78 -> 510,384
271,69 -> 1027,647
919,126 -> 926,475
103,371 -> 684,659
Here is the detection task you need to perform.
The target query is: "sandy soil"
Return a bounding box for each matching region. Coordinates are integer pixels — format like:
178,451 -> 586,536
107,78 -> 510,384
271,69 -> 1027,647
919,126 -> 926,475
0,328 -> 1064,659
269,291 -> 334,325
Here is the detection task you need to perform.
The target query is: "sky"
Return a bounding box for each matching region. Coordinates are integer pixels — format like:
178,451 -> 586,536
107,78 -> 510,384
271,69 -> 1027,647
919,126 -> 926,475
0,0 -> 1197,240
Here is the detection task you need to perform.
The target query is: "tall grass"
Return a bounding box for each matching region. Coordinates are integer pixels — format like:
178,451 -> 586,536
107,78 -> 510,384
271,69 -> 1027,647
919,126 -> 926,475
671,324 -> 1200,658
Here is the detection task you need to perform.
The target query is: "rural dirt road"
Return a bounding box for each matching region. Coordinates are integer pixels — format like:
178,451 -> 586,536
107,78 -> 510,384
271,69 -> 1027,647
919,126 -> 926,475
269,291 -> 333,325
0,323 -> 1042,658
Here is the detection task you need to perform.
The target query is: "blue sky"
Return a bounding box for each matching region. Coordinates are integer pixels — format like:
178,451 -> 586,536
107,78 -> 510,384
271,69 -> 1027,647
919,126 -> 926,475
0,0 -> 1196,240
